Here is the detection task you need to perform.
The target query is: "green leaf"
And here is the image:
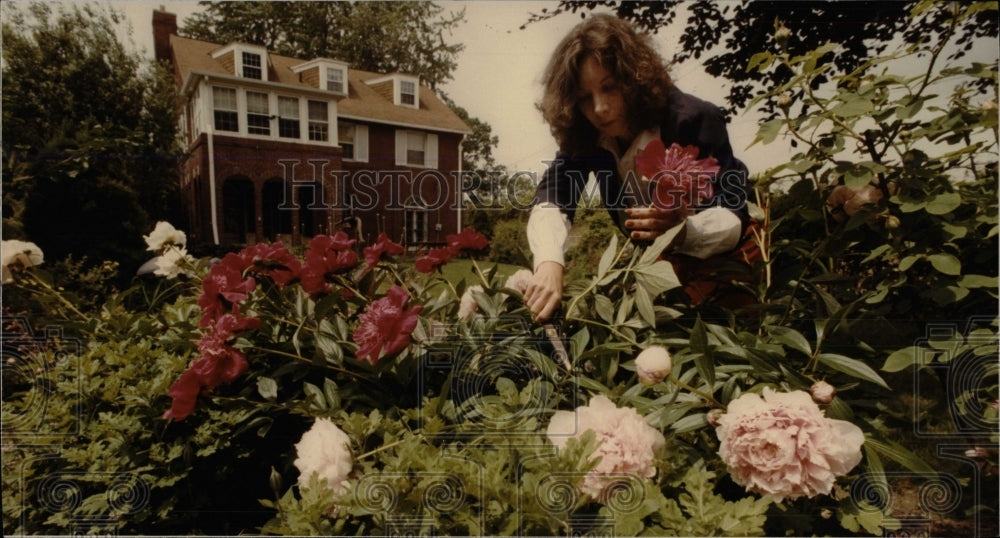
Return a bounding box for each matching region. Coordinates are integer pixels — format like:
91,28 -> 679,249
832,95 -> 874,117
959,274 -> 998,288
640,224 -> 684,265
303,382 -> 326,411
634,262 -> 681,295
924,192 -> 961,215
634,287 -> 656,327
882,346 -> 918,372
323,378 -> 341,411
865,437 -> 937,477
927,253 -> 961,275
597,234 -> 618,276
815,353 -> 890,389
767,325 -> 813,356
746,51 -> 773,72
753,118 -> 784,146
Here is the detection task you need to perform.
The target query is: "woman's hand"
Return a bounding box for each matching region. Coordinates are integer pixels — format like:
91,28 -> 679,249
525,261 -> 563,322
625,207 -> 686,242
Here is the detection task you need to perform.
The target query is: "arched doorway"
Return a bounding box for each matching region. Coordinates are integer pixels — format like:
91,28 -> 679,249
262,179 -> 292,241
223,176 -> 255,244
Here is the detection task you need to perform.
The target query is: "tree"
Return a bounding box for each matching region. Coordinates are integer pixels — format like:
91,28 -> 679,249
182,1 -> 466,89
2,3 -> 182,270
523,1 -> 998,117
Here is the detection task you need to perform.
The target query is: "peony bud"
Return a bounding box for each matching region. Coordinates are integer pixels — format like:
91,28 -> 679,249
776,91 -> 793,108
820,508 -> 833,519
810,381 -> 836,404
885,215 -> 901,230
825,185 -> 854,223
774,26 -> 792,46
706,408 -> 724,427
635,346 -> 673,386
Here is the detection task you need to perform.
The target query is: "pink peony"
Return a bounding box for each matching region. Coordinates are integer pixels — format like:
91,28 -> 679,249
547,394 -> 666,500
810,381 -> 836,404
458,285 -> 483,322
352,286 -> 423,364
503,269 -> 534,294
414,246 -> 454,274
447,227 -> 490,252
634,139 -> 718,214
715,388 -> 864,502
294,418 -> 354,495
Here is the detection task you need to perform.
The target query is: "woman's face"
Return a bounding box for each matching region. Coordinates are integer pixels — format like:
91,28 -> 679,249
576,55 -> 629,140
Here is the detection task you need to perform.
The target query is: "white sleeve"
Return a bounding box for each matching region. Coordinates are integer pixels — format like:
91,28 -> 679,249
527,203 -> 572,270
675,207 -> 743,259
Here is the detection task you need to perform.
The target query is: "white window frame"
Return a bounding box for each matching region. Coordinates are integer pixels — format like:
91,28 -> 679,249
246,90 -> 271,135
212,86 -> 239,133
395,129 -> 438,168
277,96 -> 301,140
307,100 -> 330,142
326,66 -> 346,93
241,51 -> 263,80
212,44 -> 270,82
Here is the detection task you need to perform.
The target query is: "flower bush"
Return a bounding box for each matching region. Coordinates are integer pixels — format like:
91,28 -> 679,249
2,3 -> 997,535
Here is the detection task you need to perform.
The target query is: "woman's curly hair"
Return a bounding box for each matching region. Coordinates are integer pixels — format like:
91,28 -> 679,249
537,14 -> 674,156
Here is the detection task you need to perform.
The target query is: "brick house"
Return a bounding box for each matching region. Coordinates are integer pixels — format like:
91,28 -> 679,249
152,8 -> 470,249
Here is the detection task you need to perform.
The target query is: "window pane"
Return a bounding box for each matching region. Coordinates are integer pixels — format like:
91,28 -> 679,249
400,80 -> 416,105
326,68 -> 344,92
213,87 -> 238,132
278,97 -> 299,139
338,123 -> 355,144
242,52 -> 262,79
278,97 -> 299,118
247,91 -> 270,135
307,100 -> 328,141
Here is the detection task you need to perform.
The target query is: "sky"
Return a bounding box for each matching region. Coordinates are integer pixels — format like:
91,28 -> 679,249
109,0 -> 757,177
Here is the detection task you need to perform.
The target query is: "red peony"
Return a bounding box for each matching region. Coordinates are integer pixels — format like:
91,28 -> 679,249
447,227 -> 489,252
301,232 -> 359,297
352,286 -> 423,364
363,232 -> 404,269
414,246 -> 455,274
239,242 -> 302,287
197,259 -> 257,328
162,370 -> 201,421
635,139 -> 718,214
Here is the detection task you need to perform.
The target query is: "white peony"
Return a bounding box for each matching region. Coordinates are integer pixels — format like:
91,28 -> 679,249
634,346 -> 673,386
294,418 -> 354,495
547,394 -> 666,500
1,239 -> 44,283
153,246 -> 196,279
143,221 -> 187,252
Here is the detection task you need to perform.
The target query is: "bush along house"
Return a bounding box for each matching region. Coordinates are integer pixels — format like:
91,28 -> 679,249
153,8 -> 471,249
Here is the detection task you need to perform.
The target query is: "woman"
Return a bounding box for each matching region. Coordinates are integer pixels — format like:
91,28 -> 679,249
524,14 -> 757,322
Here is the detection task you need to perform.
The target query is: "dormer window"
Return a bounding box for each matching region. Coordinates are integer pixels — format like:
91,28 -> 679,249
212,43 -> 270,81
291,59 -> 350,95
242,51 -> 263,80
400,80 -> 416,106
326,67 -> 346,93
365,74 -> 420,109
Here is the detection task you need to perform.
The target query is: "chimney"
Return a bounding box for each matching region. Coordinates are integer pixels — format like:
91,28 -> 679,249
152,7 -> 177,64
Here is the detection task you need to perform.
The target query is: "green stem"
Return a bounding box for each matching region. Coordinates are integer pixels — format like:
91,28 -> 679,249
566,315 -> 641,348
26,271 -> 88,321
667,375 -> 724,409
356,438 -> 409,461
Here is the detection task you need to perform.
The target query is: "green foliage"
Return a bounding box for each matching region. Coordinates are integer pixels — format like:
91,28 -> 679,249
565,204 -> 619,283
2,3 -> 183,275
183,1 -> 465,89
487,218 -> 531,267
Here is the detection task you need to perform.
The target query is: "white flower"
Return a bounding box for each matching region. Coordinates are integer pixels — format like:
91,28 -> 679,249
504,269 -> 534,294
458,285 -> 483,322
635,346 -> 673,386
1,239 -> 44,283
153,246 -> 195,279
294,418 -> 353,495
143,221 -> 187,252
547,394 -> 666,500
716,388 -> 864,502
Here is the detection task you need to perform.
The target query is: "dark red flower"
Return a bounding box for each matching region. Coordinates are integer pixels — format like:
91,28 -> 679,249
363,232 -> 404,269
240,242 -> 302,286
414,246 -> 454,274
352,285 -> 423,364
301,232 -> 359,297
635,139 -> 718,214
447,228 -> 489,252
197,261 -> 257,328
191,344 -> 250,388
163,369 -> 201,421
